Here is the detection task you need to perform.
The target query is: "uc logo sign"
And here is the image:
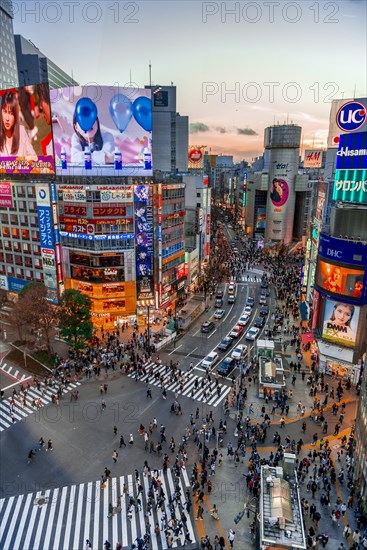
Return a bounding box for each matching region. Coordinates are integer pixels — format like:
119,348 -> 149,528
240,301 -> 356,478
336,101 -> 367,132
38,189 -> 46,199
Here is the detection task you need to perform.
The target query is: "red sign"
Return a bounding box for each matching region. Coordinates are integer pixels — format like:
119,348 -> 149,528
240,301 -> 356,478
206,242 -> 210,256
93,207 -> 126,217
64,205 -> 87,216
203,175 -> 208,186
57,263 -> 63,282
301,332 -> 315,343
177,264 -> 185,280
163,211 -> 186,221
188,148 -> 203,162
206,214 -> 210,235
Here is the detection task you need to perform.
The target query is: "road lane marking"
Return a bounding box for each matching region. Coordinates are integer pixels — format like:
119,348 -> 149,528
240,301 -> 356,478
186,347 -> 198,358
168,344 -> 182,355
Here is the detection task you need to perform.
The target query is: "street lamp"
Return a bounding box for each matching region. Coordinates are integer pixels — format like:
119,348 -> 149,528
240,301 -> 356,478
146,305 -> 150,352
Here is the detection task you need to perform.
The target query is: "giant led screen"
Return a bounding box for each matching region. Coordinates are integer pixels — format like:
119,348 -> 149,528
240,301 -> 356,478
51,86 -> 152,176
315,258 -> 364,302
0,84 -> 54,174
322,299 -> 360,347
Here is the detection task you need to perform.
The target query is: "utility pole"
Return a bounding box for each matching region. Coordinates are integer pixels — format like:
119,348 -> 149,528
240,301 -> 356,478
146,305 -> 150,352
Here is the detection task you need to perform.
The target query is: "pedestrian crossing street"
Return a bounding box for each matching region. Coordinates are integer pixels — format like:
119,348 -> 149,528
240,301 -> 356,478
0,368 -> 81,432
240,276 -> 259,283
128,361 -> 232,407
0,468 -> 196,550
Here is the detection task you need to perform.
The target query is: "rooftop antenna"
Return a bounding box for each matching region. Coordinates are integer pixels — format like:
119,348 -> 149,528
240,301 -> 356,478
341,91 -> 345,99
129,70 -> 132,86
353,84 -> 357,98
149,60 -> 152,87
286,113 -> 289,124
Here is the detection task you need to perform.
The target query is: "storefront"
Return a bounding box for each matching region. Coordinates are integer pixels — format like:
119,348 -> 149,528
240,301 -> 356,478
317,341 -> 361,385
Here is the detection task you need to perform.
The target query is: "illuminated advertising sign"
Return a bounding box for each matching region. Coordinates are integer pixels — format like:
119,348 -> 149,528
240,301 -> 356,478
315,181 -> 327,221
134,185 -> 154,302
62,189 -> 86,202
64,205 -> 87,216
304,149 -> 323,168
93,207 -> 127,217
0,182 -> 13,207
256,208 -> 266,229
100,188 -> 133,203
327,98 -> 367,148
322,299 -> 360,347
333,169 -> 367,204
242,173 -> 247,206
188,146 -> 204,169
51,86 -> 152,176
336,132 -> 367,171
318,233 -> 367,266
315,258 -> 364,302
0,84 -> 55,174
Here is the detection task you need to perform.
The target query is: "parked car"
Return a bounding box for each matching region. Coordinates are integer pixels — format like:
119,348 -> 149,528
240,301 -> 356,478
202,351 -> 219,369
254,316 -> 265,328
260,305 -> 269,316
246,296 -> 254,307
238,315 -> 249,326
231,344 -> 247,360
215,298 -> 223,308
214,309 -> 225,319
246,326 -> 260,341
217,336 -> 233,350
217,357 -> 236,376
229,325 -> 244,338
201,321 -> 215,333
259,295 -> 267,305
243,306 -> 252,316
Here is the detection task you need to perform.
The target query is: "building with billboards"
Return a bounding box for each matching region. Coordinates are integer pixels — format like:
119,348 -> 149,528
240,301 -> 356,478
154,183 -> 186,313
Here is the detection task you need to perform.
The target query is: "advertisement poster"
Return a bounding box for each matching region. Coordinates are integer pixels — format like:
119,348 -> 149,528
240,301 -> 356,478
134,185 -> 154,302
270,178 -> 289,207
316,259 -> 364,301
0,182 -> 13,207
336,132 -> 367,171
51,86 -> 152,176
315,181 -> 327,221
0,84 -> 55,174
322,299 -> 360,347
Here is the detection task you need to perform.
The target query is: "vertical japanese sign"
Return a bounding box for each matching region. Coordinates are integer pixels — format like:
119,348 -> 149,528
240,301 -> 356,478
134,185 -> 154,303
36,185 -> 58,301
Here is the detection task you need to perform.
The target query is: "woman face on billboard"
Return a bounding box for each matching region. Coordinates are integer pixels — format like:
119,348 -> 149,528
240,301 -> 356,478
74,119 -> 99,142
331,303 -> 354,326
0,92 -> 20,154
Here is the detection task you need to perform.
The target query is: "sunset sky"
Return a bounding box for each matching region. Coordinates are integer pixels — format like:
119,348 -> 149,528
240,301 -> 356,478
13,0 -> 366,162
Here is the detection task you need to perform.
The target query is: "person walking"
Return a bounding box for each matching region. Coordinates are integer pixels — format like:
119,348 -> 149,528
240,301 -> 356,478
129,434 -> 134,445
113,425 -> 117,435
46,439 -> 53,451
196,504 -> 204,520
147,387 -> 152,399
119,435 -> 126,448
228,529 -> 235,548
112,450 -> 118,463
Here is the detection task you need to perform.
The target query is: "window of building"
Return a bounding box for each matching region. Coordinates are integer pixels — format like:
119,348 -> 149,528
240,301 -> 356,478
15,255 -> 22,265
4,240 -> 11,250
21,229 -> 30,240
11,227 -> 19,238
31,230 -> 39,241
32,244 -> 40,255
24,257 -> 32,268
35,272 -> 43,281
10,214 -> 18,224
7,266 -> 14,276
27,186 -> 36,197
1,213 -> 9,223
25,269 -> 33,280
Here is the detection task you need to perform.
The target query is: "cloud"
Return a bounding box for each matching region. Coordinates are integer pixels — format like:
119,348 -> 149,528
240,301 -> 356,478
215,127 -> 227,134
190,122 -> 210,134
237,128 -> 258,136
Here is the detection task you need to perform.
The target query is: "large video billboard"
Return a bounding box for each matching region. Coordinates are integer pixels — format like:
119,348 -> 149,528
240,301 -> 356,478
0,84 -> 54,174
51,86 -> 152,176
322,299 -> 360,347
134,185 -> 154,303
315,258 -> 364,302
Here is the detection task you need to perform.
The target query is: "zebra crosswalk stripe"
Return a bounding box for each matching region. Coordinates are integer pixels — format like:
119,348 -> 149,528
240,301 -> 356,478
128,362 -> 229,407
0,469 -> 196,550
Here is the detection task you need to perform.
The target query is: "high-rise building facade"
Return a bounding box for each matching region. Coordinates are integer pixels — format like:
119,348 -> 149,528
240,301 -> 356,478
0,0 -> 18,88
145,86 -> 188,174
15,35 -> 79,89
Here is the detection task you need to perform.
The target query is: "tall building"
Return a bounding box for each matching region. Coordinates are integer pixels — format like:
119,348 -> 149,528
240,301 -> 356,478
145,85 -> 188,173
15,35 -> 78,88
0,0 -> 18,88
264,124 -> 302,244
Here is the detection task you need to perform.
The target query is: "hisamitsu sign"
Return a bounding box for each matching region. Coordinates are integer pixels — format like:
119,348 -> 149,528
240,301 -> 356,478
336,132 -> 367,171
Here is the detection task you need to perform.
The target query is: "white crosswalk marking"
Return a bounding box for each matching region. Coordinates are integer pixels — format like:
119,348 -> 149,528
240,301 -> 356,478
128,361 -> 230,407
0,469 -> 196,550
0,374 -> 81,432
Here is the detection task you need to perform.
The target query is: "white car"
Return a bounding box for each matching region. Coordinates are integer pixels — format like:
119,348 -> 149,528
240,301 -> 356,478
238,315 -> 249,327
214,309 -> 225,319
245,326 -> 260,341
202,351 -> 219,369
243,306 -> 252,316
228,284 -> 235,294
231,344 -> 247,360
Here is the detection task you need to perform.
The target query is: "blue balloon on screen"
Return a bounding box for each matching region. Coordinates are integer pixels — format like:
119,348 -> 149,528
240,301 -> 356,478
109,94 -> 133,133
75,98 -> 98,132
132,96 -> 152,132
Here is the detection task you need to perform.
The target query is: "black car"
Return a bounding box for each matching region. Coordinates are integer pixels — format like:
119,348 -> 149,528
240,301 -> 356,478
261,279 -> 269,289
216,289 -> 223,299
217,357 -> 236,376
254,316 -> 265,328
217,336 -> 233,350
260,305 -> 269,316
201,321 -> 215,333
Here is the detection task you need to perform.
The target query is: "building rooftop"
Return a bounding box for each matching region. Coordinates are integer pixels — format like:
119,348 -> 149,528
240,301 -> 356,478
260,464 -> 306,549
259,356 -> 286,387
